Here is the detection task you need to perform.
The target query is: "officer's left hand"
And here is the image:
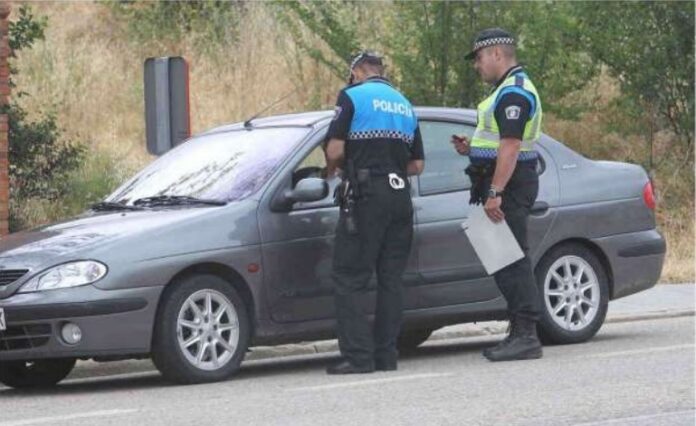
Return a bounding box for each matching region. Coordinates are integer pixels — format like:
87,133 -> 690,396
322,167 -> 343,180
484,196 -> 505,223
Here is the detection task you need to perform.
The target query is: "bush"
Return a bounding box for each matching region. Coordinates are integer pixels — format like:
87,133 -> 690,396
10,147 -> 130,231
7,103 -> 85,200
6,102 -> 86,231
6,5 -> 87,231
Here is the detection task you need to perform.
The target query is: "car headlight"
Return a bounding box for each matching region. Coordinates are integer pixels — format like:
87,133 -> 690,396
19,261 -> 108,293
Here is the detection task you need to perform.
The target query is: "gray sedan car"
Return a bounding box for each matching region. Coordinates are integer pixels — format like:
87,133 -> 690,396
0,108 -> 665,387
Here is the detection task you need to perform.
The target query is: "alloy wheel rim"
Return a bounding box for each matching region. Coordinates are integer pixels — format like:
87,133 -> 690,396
177,289 -> 240,371
544,255 -> 600,331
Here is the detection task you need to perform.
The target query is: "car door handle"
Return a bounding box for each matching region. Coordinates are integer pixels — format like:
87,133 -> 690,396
531,201 -> 549,214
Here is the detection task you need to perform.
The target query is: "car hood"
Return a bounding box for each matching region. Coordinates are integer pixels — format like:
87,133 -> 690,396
0,202 -> 257,272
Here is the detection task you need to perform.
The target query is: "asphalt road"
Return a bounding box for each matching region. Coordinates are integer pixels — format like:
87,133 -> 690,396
0,316 -> 693,426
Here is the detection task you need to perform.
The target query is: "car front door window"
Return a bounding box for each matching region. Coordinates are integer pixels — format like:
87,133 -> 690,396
418,121 -> 474,196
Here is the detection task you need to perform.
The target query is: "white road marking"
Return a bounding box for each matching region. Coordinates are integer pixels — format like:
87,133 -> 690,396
0,409 -> 138,426
288,372 -> 452,392
573,409 -> 696,425
587,343 -> 694,359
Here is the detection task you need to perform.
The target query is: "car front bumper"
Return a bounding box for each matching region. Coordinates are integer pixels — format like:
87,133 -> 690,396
592,229 -> 666,299
0,285 -> 163,361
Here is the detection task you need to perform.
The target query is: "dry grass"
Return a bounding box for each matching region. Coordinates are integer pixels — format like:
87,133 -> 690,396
13,2 -> 342,164
10,1 -> 342,225
10,2 -> 695,283
660,215 -> 695,284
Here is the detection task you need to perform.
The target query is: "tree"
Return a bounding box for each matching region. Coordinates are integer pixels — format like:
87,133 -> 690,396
277,1 -> 598,114
273,1 -> 383,76
389,1 -> 599,112
6,5 -> 86,230
576,1 -> 694,153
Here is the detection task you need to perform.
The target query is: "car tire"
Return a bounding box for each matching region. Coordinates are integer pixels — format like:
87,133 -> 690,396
0,358 -> 76,389
397,328 -> 433,353
151,274 -> 251,384
535,243 -> 609,345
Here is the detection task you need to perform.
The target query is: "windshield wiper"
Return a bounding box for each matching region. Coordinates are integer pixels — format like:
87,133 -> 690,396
132,195 -> 227,207
91,202 -> 145,211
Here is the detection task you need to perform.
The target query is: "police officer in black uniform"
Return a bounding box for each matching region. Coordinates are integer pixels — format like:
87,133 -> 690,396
453,29 -> 544,361
324,51 -> 425,374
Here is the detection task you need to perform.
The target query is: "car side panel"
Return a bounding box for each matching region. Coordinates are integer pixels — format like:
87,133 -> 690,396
592,229 -> 665,299
257,128 -> 421,324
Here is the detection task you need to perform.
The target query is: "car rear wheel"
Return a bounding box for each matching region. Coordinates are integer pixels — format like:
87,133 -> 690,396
397,328 -> 433,353
0,358 -> 76,389
536,243 -> 609,345
151,274 -> 250,384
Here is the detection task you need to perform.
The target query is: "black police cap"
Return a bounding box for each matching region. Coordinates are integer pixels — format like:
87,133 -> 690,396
349,50 -> 383,70
464,28 -> 516,60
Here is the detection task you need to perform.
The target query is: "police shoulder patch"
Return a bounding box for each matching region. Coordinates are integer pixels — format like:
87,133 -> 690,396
505,105 -> 521,120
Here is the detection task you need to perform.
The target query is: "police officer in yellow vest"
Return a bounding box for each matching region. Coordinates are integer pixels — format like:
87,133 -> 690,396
452,28 -> 543,361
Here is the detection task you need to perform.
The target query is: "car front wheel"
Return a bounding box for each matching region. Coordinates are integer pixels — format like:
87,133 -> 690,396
0,358 -> 76,389
151,274 -> 250,384
536,243 -> 609,345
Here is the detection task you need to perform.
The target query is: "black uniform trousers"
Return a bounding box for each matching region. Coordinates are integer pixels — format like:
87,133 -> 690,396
476,160 -> 541,321
332,177 -> 413,368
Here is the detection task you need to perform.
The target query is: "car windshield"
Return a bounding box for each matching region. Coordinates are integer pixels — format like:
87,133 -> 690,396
105,127 -> 310,205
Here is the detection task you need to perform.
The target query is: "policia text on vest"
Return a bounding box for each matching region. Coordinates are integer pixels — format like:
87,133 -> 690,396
372,99 -> 414,117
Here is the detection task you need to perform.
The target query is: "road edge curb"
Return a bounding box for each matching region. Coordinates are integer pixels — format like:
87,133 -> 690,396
245,309 -> 695,361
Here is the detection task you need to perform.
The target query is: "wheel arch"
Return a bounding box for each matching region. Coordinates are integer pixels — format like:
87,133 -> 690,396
153,263 -> 257,342
535,238 -> 615,299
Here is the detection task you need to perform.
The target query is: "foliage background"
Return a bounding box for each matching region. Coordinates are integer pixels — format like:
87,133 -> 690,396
7,1 -> 694,283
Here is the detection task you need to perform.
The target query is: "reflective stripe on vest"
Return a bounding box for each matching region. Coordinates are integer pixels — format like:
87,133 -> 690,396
471,73 -> 543,152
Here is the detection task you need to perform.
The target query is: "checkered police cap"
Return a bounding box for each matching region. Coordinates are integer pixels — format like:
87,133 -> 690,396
464,28 -> 516,60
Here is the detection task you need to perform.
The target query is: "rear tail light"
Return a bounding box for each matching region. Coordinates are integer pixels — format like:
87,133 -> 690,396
643,181 -> 656,210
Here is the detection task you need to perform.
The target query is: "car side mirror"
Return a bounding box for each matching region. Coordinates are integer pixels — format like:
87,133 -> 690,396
286,178 -> 329,203
271,177 -> 330,212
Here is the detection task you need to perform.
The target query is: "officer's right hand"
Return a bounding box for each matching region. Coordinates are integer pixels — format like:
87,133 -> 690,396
451,134 -> 470,156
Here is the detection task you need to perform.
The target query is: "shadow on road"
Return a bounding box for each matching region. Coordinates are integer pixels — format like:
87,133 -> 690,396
0,374 -> 166,398
0,328 -> 641,396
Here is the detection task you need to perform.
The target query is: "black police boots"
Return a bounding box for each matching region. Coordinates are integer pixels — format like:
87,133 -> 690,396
326,360 -> 374,375
375,358 -> 397,371
482,317 -> 517,359
483,316 -> 543,362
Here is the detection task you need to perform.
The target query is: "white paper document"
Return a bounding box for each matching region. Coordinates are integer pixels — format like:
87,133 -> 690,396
462,205 -> 524,275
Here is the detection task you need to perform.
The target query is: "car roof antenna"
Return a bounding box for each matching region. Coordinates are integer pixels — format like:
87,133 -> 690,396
243,87 -> 300,130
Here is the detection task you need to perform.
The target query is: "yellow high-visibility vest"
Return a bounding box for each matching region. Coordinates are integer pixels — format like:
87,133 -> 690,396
471,71 -> 543,157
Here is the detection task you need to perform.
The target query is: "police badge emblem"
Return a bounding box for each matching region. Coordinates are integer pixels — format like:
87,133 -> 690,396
505,105 -> 521,120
